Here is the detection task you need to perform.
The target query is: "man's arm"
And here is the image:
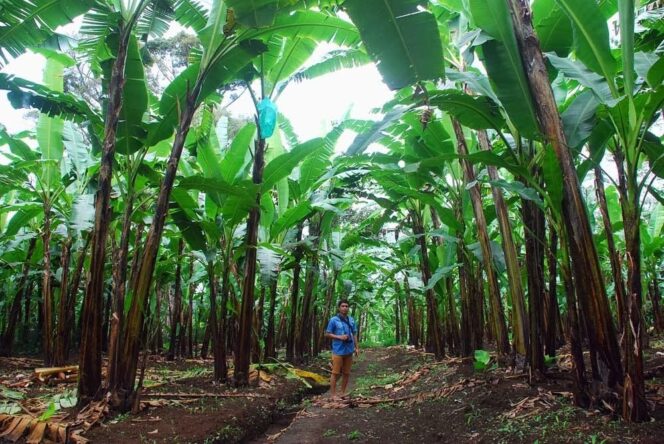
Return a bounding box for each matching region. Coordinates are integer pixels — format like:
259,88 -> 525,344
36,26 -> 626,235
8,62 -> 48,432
325,331 -> 348,340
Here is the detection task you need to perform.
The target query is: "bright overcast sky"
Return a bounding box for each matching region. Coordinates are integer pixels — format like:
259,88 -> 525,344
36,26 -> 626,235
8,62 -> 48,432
0,39 -> 393,147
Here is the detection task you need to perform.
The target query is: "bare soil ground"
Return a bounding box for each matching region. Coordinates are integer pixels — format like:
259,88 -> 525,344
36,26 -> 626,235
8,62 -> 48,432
1,336 -> 663,443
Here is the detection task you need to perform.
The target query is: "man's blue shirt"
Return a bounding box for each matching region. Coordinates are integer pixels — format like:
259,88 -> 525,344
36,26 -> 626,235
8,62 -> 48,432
326,314 -> 357,356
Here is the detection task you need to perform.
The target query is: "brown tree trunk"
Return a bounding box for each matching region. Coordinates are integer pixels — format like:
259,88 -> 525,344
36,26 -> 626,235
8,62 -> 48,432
395,281 -> 401,344
78,27 -> 133,404
453,120 -> 508,354
0,238 -> 36,356
410,208 -> 444,358
544,228 -> 560,357
53,237 -> 72,366
42,206 -> 54,366
63,235 -> 91,360
167,239 -> 185,360
234,135 -> 266,385
615,154 -> 649,421
595,167 -> 627,330
521,194 -> 546,374
207,261 -> 225,381
477,131 -> 528,355
404,275 -> 418,347
265,271 -> 280,360
108,190 -> 136,389
506,0 -> 622,387
115,81 -> 202,409
286,224 -> 304,362
559,229 -> 590,407
297,217 -> 321,362
187,260 -> 195,357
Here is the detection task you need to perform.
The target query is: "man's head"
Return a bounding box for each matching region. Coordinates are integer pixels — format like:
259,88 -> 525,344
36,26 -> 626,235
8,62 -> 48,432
337,299 -> 350,316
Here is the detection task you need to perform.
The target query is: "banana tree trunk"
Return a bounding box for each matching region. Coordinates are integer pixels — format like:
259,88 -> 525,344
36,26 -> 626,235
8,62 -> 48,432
42,205 -> 54,366
649,279 -> 663,333
63,235 -> 91,360
78,27 -> 133,404
404,275 -> 418,348
53,237 -> 72,366
234,136 -> 266,385
410,209 -> 444,358
286,224 -> 304,362
296,217 -> 321,362
453,120 -> 509,355
187,260 -> 195,357
560,229 -> 590,407
521,195 -> 546,373
594,167 -> 627,330
207,261 -> 225,381
395,281 -> 401,344
615,153 -> 648,421
167,239 -> 185,360
544,228 -> 561,357
506,0 -> 622,386
115,81 -> 202,410
0,238 -> 36,356
265,270 -> 280,359
317,270 -> 338,351
477,131 -> 528,356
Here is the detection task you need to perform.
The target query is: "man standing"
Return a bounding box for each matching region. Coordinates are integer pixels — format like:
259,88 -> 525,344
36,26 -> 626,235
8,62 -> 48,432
325,299 -> 359,398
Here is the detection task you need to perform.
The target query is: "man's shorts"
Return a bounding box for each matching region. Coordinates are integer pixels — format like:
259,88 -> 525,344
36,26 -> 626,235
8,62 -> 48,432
331,353 -> 353,375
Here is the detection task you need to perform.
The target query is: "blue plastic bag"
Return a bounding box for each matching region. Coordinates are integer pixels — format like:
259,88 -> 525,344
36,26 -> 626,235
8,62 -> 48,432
257,97 -> 277,139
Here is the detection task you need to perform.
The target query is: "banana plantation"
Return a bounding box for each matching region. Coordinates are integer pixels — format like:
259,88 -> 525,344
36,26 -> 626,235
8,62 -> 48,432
0,0 -> 663,442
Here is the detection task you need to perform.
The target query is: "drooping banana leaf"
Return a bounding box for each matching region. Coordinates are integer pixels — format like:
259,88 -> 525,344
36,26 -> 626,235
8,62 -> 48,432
0,0 -> 96,66
344,0 -> 444,90
468,0 -> 540,138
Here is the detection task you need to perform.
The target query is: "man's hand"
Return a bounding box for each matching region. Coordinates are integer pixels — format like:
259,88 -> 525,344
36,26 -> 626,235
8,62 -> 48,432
338,334 -> 349,341
354,347 -> 360,357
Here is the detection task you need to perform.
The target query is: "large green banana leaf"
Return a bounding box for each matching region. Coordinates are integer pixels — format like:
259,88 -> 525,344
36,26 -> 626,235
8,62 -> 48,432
111,34 -> 149,155
554,0 -> 617,89
0,0 -> 95,66
532,0 -> 573,57
344,0 -> 444,90
468,0 -> 540,138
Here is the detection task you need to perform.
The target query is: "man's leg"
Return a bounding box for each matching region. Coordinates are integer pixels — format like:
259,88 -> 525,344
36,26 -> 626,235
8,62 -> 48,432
340,355 -> 353,395
330,354 -> 343,398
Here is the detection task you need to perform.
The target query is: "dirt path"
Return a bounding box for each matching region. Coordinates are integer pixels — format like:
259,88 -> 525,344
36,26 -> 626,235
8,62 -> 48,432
247,345 -> 664,444
249,349 -> 376,444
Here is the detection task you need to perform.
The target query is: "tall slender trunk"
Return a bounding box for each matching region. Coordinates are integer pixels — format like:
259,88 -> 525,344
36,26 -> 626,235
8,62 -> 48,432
521,194 -> 546,373
207,261 -> 225,381
187,261 -> 195,357
42,205 -> 54,366
458,240 -> 474,356
478,131 -> 528,355
615,152 -> 648,421
53,237 -> 72,366
167,239 -> 185,360
78,27 -> 133,404
234,136 -> 266,385
252,286 -> 266,363
404,275 -> 418,347
108,190 -> 135,388
318,270 -> 338,351
410,209 -> 444,358
63,235 -> 91,360
286,224 -> 304,362
395,282 -> 401,344
297,218 -> 321,362
0,238 -> 36,356
453,121 -> 508,354
115,81 -> 202,409
506,0 -> 622,386
265,271 -> 280,359
595,167 -> 627,330
544,228 -> 560,357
